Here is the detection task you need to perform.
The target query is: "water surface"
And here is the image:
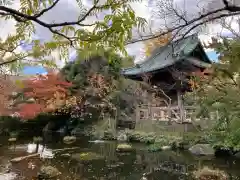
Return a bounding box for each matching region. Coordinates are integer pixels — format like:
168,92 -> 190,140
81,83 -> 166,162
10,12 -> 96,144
0,134 -> 240,180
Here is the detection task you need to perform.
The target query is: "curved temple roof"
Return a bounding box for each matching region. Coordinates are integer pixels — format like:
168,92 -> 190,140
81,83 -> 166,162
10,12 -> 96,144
121,34 -> 211,77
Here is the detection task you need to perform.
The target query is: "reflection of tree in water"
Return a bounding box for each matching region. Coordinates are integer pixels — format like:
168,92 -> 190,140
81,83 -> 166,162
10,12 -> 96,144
135,151 -> 196,179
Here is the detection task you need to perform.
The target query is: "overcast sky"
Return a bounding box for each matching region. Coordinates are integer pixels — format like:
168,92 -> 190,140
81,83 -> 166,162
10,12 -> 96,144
0,0 -> 239,74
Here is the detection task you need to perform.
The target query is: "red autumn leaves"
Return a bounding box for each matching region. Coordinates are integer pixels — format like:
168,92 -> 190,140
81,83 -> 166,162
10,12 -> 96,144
16,72 -> 72,119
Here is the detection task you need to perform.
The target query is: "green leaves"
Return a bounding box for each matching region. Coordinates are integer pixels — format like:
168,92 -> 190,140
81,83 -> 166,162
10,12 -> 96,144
188,37 -> 240,150
0,0 -> 146,72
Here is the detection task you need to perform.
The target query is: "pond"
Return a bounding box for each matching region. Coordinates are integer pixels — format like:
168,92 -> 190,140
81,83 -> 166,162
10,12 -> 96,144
0,133 -> 240,180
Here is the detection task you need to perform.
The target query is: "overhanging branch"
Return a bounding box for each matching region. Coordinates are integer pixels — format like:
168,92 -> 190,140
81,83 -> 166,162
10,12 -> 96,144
127,1 -> 240,44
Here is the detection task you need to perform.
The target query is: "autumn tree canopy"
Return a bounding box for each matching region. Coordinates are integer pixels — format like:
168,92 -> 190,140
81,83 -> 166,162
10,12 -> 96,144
16,71 -> 74,119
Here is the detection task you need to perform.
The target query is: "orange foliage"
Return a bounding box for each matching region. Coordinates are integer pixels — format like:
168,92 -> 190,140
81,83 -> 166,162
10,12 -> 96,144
23,72 -> 72,99
17,103 -> 44,119
144,32 -> 172,57
18,71 -> 73,119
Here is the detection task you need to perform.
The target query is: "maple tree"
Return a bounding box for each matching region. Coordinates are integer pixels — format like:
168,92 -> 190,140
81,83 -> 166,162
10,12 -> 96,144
16,71 -> 73,119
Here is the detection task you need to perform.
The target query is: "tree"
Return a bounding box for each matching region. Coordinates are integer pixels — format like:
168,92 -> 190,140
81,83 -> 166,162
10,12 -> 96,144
60,52 -> 121,120
16,71 -> 73,119
129,0 -> 240,44
0,0 -> 146,71
186,33 -> 240,150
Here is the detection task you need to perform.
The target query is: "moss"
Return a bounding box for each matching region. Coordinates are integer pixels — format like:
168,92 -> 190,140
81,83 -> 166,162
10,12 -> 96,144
116,143 -> 133,152
128,131 -> 156,144
147,143 -> 162,152
71,152 -> 103,161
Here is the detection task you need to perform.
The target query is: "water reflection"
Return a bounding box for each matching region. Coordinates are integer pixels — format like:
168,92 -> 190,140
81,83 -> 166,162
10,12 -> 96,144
9,143 -> 54,159
1,137 -> 240,180
27,143 -> 54,159
27,143 -> 43,153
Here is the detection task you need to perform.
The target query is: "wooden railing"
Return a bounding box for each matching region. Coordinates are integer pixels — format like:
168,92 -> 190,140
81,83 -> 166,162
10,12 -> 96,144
136,105 -> 202,123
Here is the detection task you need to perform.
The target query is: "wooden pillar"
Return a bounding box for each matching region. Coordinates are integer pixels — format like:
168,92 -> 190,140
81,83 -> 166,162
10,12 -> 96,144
177,89 -> 185,123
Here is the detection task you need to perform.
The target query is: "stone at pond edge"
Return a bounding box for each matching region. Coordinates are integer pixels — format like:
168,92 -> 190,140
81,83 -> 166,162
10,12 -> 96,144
116,144 -> 133,152
71,152 -> 103,161
38,166 -> 61,179
61,153 -> 71,158
234,152 -> 240,158
189,144 -> 214,156
63,136 -> 76,144
8,138 -> 17,142
193,166 -> 228,180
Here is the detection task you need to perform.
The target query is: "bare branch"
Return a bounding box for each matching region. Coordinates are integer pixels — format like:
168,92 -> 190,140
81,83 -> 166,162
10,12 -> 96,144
128,1 -> 240,44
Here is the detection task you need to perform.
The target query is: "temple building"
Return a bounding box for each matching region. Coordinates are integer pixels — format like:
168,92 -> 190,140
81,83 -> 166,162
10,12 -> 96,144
121,34 -> 212,124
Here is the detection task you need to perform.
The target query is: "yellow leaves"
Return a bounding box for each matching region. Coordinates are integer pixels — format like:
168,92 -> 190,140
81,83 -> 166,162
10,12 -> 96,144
144,32 -> 172,57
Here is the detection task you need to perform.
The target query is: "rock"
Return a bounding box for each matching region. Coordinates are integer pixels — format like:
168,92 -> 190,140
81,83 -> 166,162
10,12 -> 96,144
8,138 -> 16,142
189,144 -> 214,156
116,144 -> 133,152
2,163 -> 12,173
193,167 -> 228,180
234,152 -> 240,158
161,146 -> 171,150
117,132 -> 128,142
71,152 -> 103,162
63,136 -> 76,144
38,166 -> 61,179
61,153 -> 71,158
